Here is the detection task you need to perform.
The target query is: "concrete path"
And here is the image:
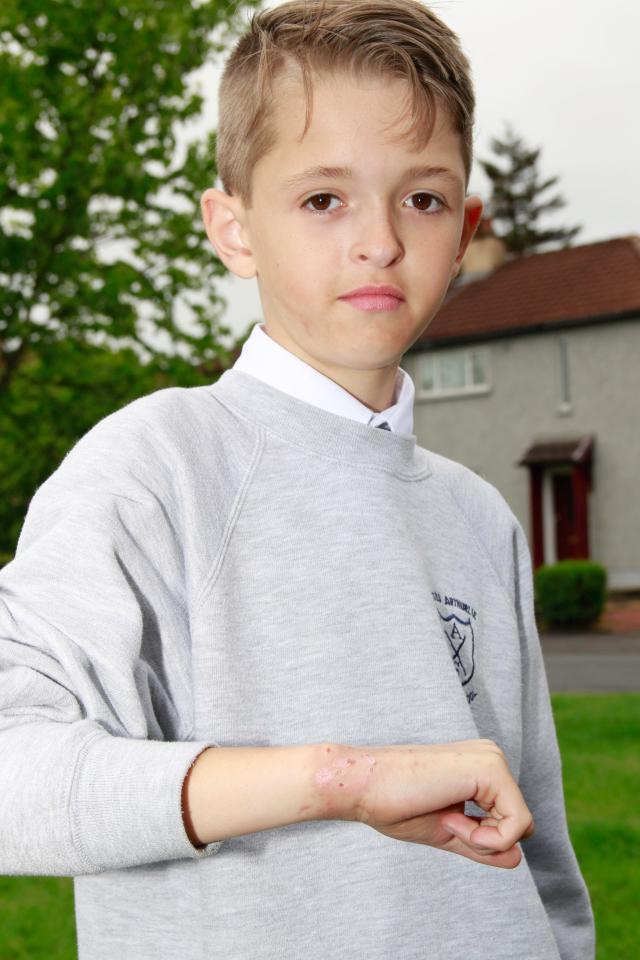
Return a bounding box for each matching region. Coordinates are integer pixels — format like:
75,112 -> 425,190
540,631 -> 640,692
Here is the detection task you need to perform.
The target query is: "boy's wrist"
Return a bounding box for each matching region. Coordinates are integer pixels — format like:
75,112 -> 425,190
310,743 -> 375,824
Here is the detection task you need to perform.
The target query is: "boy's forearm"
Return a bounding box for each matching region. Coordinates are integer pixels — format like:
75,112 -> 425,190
182,742 -> 350,847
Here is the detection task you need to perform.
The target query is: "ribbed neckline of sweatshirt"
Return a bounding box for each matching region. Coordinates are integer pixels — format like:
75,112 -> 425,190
211,366 -> 430,481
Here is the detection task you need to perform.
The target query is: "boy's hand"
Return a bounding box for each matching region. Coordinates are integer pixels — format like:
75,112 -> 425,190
315,740 -> 535,869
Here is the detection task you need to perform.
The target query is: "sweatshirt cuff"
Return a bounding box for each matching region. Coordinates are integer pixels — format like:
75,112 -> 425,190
71,731 -> 224,872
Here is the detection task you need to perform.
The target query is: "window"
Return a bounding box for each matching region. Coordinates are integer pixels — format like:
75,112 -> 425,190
441,352 -> 465,390
416,347 -> 491,399
557,335 -> 572,413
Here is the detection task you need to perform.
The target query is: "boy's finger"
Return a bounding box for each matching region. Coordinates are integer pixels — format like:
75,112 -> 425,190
476,814 -> 535,840
475,778 -> 535,849
443,808 -> 530,854
471,818 -> 532,851
442,830 -> 522,869
442,814 -> 503,854
442,813 -> 510,853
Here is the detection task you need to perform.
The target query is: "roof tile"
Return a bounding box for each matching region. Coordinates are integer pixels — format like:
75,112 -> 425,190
417,235 -> 640,345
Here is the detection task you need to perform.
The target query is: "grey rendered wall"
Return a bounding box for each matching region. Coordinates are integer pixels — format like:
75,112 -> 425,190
405,318 -> 640,589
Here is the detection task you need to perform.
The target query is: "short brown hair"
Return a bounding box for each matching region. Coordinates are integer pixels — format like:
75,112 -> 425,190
216,0 -> 475,207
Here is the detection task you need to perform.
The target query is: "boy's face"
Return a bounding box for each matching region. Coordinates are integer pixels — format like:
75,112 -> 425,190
202,70 -> 483,412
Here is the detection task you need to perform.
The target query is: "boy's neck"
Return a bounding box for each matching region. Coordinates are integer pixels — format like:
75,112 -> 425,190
261,323 -> 400,414
332,366 -> 399,413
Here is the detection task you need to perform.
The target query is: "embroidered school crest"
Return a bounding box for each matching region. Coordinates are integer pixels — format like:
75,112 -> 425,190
439,612 -> 475,685
431,591 -> 479,703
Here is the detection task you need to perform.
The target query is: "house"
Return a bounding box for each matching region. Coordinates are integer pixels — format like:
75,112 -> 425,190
402,224 -> 640,591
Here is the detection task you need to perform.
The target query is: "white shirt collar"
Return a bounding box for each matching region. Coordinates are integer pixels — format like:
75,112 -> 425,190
231,322 -> 415,437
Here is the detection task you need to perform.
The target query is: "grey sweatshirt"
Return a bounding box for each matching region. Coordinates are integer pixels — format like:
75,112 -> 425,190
0,368 -> 594,959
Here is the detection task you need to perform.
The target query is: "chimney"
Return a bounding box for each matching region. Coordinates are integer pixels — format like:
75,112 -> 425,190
458,216 -> 508,280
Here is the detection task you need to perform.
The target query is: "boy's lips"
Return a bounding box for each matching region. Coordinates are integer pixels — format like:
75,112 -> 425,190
339,284 -> 405,312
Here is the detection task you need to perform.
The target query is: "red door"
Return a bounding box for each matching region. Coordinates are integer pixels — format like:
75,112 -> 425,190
552,472 -> 583,560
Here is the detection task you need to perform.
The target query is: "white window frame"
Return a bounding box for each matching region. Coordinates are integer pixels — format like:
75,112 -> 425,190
415,346 -> 492,400
556,334 -> 573,415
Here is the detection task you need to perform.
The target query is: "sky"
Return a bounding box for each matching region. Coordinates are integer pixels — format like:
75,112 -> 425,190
178,0 -> 640,342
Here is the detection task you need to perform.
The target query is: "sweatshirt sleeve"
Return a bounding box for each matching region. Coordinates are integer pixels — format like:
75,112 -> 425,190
0,410 -> 224,876
512,521 -> 596,960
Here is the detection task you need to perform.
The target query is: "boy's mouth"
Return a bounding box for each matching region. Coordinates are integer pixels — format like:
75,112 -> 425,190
339,284 -> 405,312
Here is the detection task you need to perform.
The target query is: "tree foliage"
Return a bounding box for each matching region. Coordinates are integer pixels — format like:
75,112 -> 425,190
0,0 -> 261,391
478,123 -> 582,255
0,336 -> 231,560
0,0 -> 262,558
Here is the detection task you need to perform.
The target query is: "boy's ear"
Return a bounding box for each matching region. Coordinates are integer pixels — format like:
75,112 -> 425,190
451,195 -> 484,277
200,187 -> 257,279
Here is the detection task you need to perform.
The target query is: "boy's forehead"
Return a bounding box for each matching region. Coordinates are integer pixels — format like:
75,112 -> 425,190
272,66 -> 415,131
259,71 -> 464,192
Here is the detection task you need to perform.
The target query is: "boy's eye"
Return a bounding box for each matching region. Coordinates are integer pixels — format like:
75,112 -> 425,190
406,192 -> 445,213
303,193 -> 342,214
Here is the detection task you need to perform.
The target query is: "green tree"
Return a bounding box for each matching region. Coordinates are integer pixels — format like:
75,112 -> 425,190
477,122 -> 582,255
0,336 -> 235,560
0,0 -> 261,392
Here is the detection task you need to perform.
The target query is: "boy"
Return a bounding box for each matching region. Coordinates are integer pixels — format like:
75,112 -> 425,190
0,0 -> 594,957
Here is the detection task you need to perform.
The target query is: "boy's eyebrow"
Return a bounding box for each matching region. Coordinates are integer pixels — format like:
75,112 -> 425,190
281,164 -> 463,192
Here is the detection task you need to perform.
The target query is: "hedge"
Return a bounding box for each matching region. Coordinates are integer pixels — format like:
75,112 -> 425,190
534,559 -> 607,627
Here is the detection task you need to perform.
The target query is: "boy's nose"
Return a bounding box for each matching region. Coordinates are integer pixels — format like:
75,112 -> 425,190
351,211 -> 404,266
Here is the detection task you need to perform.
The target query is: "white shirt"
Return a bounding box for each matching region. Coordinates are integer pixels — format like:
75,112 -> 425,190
232,322 -> 415,437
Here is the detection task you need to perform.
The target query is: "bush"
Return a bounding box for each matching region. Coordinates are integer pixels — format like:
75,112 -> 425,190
534,559 -> 607,627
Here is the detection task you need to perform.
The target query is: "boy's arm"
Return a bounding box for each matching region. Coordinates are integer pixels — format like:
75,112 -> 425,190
181,742 -> 335,848
0,421 -> 226,876
513,522 -> 596,960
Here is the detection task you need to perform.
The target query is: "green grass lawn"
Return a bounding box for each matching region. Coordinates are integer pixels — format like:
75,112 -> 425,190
0,694 -> 638,958
551,693 -> 640,959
